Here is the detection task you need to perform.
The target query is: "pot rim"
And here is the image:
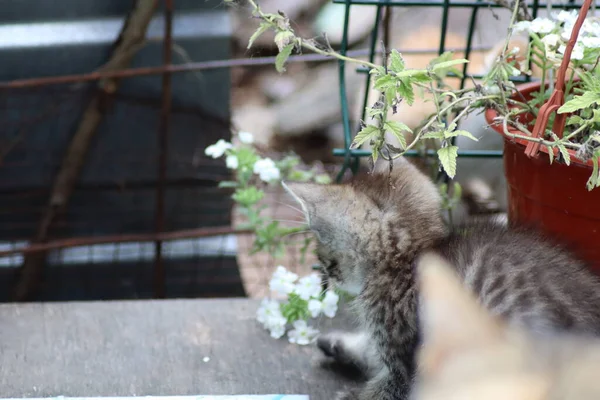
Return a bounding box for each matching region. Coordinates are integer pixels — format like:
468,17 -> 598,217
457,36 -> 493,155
484,81 -> 593,168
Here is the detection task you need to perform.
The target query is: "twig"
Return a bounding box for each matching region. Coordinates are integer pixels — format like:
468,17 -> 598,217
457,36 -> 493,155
493,0 -> 532,21
12,0 -> 159,302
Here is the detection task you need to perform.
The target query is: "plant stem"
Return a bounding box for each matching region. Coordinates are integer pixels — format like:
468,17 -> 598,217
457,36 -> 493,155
246,0 -> 379,70
391,94 -> 499,158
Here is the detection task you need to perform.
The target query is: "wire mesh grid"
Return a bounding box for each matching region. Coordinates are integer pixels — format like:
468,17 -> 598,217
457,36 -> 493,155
332,0 -> 597,177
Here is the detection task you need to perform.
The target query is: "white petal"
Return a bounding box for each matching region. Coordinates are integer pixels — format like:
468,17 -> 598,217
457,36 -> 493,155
238,131 -> 254,144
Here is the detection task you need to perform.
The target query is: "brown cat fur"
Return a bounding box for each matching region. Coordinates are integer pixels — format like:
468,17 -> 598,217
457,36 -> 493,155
283,160 -> 600,400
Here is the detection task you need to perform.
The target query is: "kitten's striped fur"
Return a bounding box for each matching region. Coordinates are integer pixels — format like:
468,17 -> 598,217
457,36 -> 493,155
283,159 -> 600,400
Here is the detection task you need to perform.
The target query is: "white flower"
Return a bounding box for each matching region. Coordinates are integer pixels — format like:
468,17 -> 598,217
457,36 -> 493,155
561,22 -> 576,41
582,36 -> 600,49
572,43 -> 585,60
294,273 -> 322,300
322,290 -> 340,318
555,10 -> 577,24
530,18 -> 556,34
512,21 -> 531,33
510,46 -> 521,55
256,298 -> 283,325
269,321 -> 287,339
204,139 -> 232,159
269,266 -> 298,296
308,299 -> 322,318
541,33 -> 560,48
225,154 -> 238,169
558,43 -> 585,60
253,158 -> 281,182
256,298 -> 288,338
238,131 -> 254,144
287,320 -> 319,345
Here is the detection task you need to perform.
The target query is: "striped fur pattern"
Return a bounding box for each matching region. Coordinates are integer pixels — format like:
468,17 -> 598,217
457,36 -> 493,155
283,159 -> 600,400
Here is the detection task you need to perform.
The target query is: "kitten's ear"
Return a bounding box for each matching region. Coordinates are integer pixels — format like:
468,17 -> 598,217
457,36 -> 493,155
281,181 -> 326,226
282,181 -> 341,242
417,252 -> 504,372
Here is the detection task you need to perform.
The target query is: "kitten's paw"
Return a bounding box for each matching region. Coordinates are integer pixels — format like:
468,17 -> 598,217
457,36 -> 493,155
334,389 -> 360,400
317,331 -> 377,377
317,333 -> 343,359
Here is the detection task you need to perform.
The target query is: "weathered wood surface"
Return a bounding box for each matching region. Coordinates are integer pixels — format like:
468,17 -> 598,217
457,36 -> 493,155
0,299 -> 359,399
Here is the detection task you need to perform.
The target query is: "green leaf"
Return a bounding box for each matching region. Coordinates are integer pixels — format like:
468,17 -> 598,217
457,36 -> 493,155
384,121 -> 411,149
587,151 -> 600,191
248,22 -> 271,49
556,142 -> 571,166
558,91 -> 600,114
367,106 -> 383,118
451,182 -> 462,204
422,131 -> 444,140
432,59 -> 469,71
232,187 -> 265,207
374,74 -> 395,90
385,87 -> 396,105
445,129 -> 479,141
546,145 -> 554,164
437,145 -> 458,178
218,181 -> 239,188
288,169 -> 313,182
408,71 -> 433,83
314,174 -> 332,184
566,116 -> 585,126
371,145 -> 379,163
397,80 -> 415,105
389,49 -> 405,73
369,66 -> 386,75
236,147 -> 260,169
351,124 -> 379,149
275,44 -> 294,73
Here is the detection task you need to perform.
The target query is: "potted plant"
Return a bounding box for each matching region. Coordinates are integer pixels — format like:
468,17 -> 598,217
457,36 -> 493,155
482,2 -> 600,267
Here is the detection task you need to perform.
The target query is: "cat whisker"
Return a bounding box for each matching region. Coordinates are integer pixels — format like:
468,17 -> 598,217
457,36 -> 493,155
268,218 -> 308,226
275,201 -> 305,216
281,229 -> 311,239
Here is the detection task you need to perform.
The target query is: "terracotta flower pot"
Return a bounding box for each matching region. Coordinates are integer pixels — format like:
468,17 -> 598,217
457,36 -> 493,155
484,81 -> 600,272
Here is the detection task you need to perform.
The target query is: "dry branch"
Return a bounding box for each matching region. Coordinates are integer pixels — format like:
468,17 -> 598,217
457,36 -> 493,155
12,0 -> 159,301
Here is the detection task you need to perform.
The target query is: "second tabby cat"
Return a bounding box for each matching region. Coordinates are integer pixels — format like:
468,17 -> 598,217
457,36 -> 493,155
413,252 -> 600,400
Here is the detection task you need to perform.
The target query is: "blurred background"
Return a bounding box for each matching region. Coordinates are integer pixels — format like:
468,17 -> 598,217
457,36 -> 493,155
0,0 -> 555,302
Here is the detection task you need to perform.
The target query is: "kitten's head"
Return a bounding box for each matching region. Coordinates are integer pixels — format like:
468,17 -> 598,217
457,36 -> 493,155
413,252 -> 600,400
283,159 -> 445,295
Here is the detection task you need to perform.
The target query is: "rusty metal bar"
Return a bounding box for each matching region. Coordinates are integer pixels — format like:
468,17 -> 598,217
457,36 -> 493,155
153,0 -> 173,299
0,47 -> 496,90
0,227 -> 253,258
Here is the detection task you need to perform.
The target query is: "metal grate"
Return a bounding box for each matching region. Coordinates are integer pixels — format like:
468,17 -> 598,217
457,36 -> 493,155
332,0 -> 595,178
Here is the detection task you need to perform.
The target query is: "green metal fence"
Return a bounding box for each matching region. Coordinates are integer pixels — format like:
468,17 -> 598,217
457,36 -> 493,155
333,0 -> 589,180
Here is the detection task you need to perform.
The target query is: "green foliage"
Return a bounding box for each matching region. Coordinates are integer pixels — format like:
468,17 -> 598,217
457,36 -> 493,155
587,150 -> 600,191
558,91 -> 600,114
275,44 -> 295,73
233,186 -> 265,207
437,145 -> 458,178
351,124 -> 379,149
281,293 -> 310,321
248,22 -> 271,49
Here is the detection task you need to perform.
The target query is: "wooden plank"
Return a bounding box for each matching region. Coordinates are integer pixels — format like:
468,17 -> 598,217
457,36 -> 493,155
0,299 -> 359,398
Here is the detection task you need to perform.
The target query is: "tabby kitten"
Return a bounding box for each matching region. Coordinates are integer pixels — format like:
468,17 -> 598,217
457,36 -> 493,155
413,252 -> 600,400
283,159 -> 600,400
